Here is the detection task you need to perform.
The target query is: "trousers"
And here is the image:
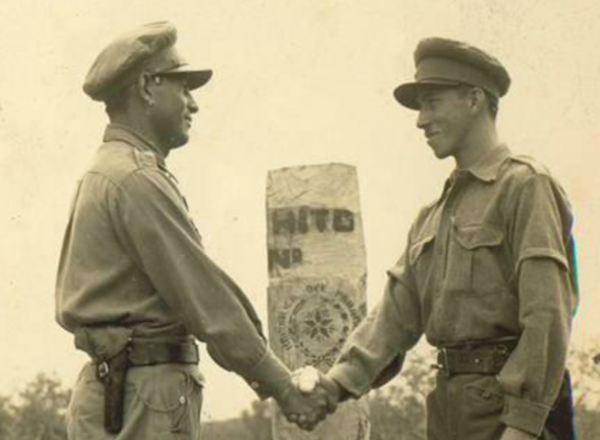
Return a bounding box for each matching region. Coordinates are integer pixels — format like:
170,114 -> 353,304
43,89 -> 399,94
66,362 -> 204,440
426,374 -> 557,440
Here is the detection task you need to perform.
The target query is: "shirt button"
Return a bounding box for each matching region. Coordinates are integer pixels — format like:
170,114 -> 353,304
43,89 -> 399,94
179,396 -> 186,404
250,381 -> 260,390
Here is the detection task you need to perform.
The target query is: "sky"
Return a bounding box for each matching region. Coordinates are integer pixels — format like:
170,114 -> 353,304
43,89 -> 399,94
1,0 -> 599,421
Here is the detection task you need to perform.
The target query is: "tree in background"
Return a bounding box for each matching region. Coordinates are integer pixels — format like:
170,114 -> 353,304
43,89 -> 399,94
369,349 -> 435,440
240,399 -> 273,440
0,373 -> 70,440
569,341 -> 600,439
201,399 -> 274,440
0,396 -> 13,439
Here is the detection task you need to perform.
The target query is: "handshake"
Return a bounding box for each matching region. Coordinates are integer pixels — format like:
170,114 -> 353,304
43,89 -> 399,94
277,366 -> 344,431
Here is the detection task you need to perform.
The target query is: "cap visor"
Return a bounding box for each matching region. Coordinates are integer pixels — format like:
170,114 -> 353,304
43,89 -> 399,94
393,79 -> 462,110
160,67 -> 213,90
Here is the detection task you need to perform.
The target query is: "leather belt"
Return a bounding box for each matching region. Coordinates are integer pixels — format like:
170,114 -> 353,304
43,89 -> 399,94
433,340 -> 517,377
128,339 -> 199,366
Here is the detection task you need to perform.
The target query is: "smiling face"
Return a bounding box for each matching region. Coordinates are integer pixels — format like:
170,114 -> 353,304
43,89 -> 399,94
415,85 -> 475,160
148,74 -> 199,150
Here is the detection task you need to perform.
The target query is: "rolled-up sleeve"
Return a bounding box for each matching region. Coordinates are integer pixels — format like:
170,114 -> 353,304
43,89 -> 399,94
499,174 -> 574,436
329,250 -> 423,398
109,168 -> 290,399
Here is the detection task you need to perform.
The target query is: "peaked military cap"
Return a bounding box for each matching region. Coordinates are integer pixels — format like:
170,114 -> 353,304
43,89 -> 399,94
394,37 -> 511,110
83,21 -> 213,101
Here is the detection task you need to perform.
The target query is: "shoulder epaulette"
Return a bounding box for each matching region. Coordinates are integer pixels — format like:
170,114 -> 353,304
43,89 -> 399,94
509,154 -> 550,175
133,149 -> 159,169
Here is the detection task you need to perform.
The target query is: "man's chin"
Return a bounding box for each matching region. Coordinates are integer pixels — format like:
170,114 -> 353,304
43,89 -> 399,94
432,148 -> 444,157
168,133 -> 190,150
427,141 -> 444,157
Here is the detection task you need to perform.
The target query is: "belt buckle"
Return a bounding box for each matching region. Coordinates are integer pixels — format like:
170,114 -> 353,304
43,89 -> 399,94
493,344 -> 509,355
97,361 -> 110,380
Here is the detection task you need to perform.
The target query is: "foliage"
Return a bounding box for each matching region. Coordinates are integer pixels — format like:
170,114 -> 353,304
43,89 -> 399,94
369,350 -> 435,440
569,341 -> 600,439
0,373 -> 71,440
0,396 -> 13,440
569,342 -> 600,409
202,400 -> 273,440
239,399 -> 273,440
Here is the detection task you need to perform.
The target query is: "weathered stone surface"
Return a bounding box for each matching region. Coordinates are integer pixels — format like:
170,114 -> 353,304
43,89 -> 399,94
267,163 -> 370,440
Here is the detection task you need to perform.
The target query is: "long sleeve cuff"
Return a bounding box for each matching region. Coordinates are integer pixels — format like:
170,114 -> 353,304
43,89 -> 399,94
500,395 -> 551,437
241,347 -> 292,400
327,362 -> 372,399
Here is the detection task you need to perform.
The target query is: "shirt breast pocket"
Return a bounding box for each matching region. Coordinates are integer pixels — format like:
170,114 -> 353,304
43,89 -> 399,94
448,224 -> 507,295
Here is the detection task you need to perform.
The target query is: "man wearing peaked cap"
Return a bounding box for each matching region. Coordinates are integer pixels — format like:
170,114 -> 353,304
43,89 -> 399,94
393,37 -> 511,110
83,21 -> 213,103
299,38 -> 578,439
56,22 -> 334,439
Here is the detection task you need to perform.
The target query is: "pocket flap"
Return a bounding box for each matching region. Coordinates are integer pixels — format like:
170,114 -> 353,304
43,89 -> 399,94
408,234 -> 435,264
455,224 -> 503,250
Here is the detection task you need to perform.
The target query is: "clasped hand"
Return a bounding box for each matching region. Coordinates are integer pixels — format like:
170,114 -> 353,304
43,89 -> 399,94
277,366 -> 341,431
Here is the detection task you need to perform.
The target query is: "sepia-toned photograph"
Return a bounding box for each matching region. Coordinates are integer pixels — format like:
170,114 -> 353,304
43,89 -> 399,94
1,1 -> 598,439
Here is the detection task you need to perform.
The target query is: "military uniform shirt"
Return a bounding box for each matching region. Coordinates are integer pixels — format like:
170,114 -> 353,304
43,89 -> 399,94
329,145 -> 575,436
56,123 -> 289,398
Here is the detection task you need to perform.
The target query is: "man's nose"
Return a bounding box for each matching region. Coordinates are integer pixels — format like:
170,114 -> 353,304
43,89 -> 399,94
187,92 -> 199,114
416,109 -> 431,130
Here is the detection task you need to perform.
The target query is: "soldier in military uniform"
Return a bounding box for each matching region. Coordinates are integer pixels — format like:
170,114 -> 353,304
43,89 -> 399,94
55,22 -> 333,439
300,38 -> 578,440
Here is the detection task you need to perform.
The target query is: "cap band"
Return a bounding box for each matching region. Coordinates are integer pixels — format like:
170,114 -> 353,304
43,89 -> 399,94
416,57 -> 500,97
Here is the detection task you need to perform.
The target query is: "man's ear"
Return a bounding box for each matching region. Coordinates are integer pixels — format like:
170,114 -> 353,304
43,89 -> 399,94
135,72 -> 156,107
468,87 -> 487,115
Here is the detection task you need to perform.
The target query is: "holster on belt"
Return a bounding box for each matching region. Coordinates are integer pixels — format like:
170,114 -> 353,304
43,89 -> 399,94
75,326 -> 133,435
96,347 -> 130,434
74,327 -> 200,434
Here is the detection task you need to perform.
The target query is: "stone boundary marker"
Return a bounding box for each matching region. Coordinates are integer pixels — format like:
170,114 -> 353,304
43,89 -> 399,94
267,163 -> 370,440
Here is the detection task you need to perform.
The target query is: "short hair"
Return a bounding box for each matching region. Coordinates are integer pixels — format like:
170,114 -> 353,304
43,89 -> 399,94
104,84 -> 133,118
484,90 -> 499,119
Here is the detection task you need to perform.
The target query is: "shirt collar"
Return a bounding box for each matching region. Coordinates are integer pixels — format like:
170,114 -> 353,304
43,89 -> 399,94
461,143 -> 511,183
103,123 -> 167,168
434,144 -> 511,206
